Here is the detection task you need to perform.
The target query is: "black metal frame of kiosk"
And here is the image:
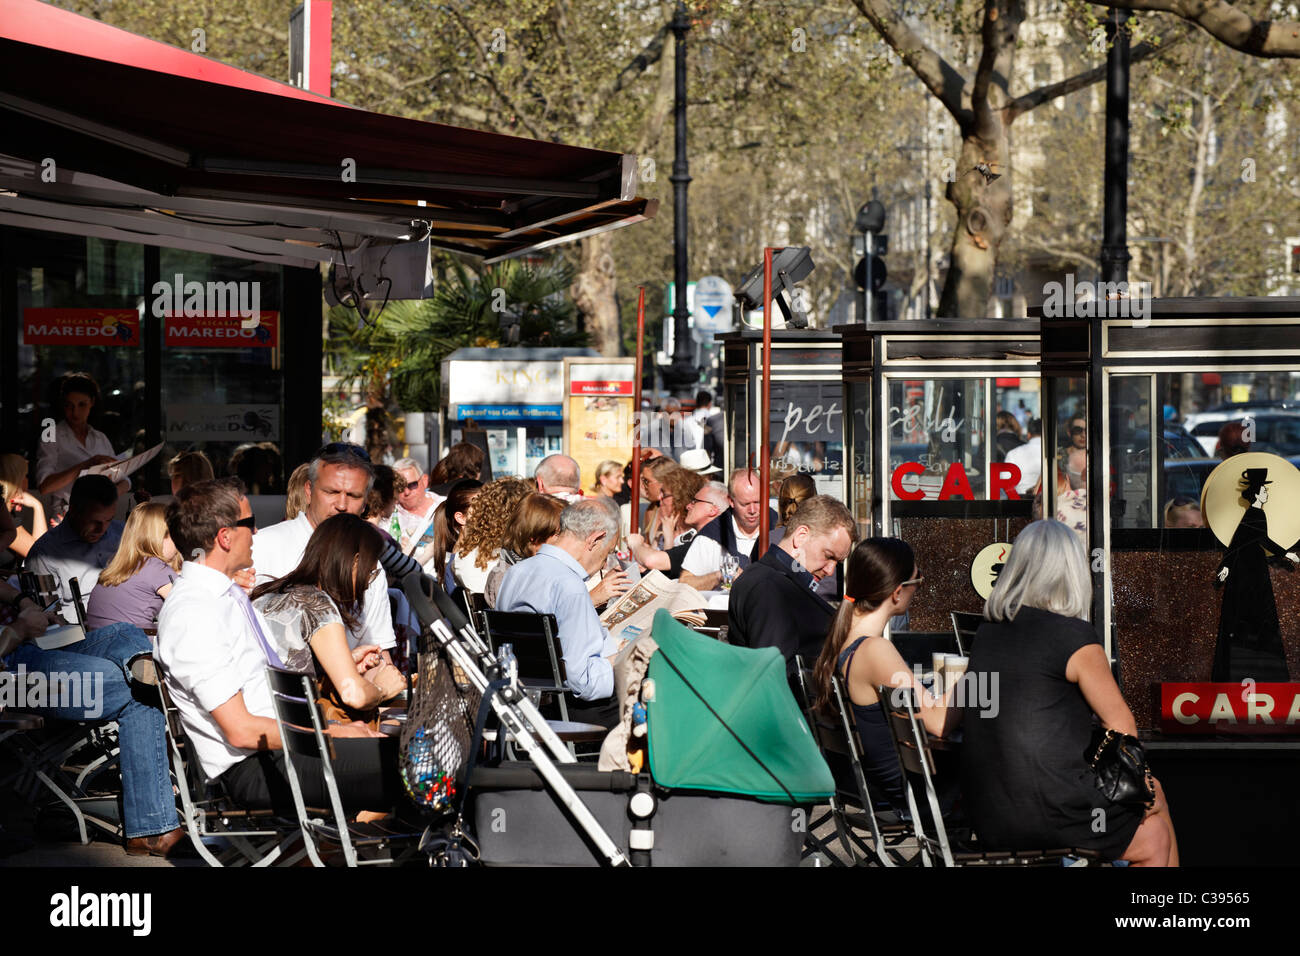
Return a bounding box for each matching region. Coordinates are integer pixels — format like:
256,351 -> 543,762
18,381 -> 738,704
1039,297 -> 1300,865
835,319 -> 1041,635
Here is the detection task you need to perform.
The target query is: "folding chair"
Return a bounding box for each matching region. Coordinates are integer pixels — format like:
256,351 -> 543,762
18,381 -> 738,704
264,666 -> 420,867
479,610 -> 570,722
153,666 -> 303,867
792,658 -> 909,867
878,685 -> 1100,867
949,611 -> 983,657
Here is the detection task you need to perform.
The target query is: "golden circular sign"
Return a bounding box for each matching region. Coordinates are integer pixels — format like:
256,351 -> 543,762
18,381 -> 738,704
971,541 -> 1013,600
1200,452 -> 1300,552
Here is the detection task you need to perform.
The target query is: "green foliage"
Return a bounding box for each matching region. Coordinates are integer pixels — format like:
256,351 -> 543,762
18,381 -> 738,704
327,254 -> 587,412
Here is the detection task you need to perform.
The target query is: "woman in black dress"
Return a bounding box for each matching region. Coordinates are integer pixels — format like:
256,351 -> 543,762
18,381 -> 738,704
1211,467 -> 1297,682
960,519 -> 1178,865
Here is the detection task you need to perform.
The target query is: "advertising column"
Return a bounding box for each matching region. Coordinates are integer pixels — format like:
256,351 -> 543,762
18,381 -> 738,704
563,357 -> 636,490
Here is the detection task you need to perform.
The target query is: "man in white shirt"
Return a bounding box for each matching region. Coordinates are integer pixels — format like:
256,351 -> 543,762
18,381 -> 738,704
157,478 -> 392,814
536,454 -> 583,503
252,443 -> 396,655
1005,418 -> 1044,496
27,474 -> 124,622
678,469 -> 777,590
391,457 -> 442,552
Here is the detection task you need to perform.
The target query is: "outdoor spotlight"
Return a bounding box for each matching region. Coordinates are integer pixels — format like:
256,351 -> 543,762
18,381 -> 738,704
734,246 -> 816,329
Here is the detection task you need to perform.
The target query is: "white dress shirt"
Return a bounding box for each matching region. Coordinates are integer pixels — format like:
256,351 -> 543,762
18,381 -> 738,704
679,516 -> 759,577
453,547 -> 496,595
35,420 -> 126,515
1005,436 -> 1043,495
251,512 -> 396,651
156,562 -> 277,782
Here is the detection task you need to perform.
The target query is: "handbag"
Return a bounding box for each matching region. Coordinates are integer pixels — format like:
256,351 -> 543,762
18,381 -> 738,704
1087,728 -> 1156,808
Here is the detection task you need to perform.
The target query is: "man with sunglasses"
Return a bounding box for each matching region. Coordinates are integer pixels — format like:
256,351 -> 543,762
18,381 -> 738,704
252,443 -> 396,658
391,457 -> 442,553
625,481 -> 729,579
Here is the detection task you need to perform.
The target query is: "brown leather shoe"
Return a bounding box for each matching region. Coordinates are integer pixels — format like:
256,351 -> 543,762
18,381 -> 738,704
125,827 -> 191,858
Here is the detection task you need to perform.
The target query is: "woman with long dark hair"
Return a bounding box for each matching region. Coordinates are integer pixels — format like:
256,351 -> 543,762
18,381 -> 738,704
812,537 -> 956,809
420,478 -> 483,591
252,513 -> 405,720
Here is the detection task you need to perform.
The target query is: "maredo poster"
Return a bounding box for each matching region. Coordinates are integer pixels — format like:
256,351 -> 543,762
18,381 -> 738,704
563,358 -> 635,491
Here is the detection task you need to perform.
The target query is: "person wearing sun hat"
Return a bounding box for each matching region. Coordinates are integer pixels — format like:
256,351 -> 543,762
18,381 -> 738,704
678,448 -> 721,476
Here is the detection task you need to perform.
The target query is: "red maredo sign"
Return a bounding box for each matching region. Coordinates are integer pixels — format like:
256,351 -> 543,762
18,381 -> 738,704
23,308 -> 140,346
891,461 -> 1022,500
165,312 -> 279,348
1161,683 -> 1300,734
571,380 -> 633,396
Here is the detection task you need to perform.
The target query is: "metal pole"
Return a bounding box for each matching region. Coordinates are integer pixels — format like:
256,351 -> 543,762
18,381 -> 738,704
667,1 -> 694,393
759,247 -> 774,557
630,286 -> 645,534
864,231 -> 875,323
924,180 -> 933,320
1099,7 -> 1131,284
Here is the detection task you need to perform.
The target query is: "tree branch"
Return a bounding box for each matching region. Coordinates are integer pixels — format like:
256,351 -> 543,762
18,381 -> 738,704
594,22 -> 673,118
1008,28 -> 1187,117
1088,0 -> 1300,57
850,0 -> 972,126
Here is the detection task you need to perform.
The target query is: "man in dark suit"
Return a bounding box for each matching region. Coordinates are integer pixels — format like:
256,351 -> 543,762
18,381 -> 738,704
728,494 -> 858,676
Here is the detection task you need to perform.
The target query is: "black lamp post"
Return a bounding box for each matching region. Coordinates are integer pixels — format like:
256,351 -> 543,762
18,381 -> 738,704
1099,8 -> 1131,285
664,1 -> 696,395
854,199 -> 886,323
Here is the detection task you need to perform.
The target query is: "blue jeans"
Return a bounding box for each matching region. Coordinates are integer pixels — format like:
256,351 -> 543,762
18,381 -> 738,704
5,623 -> 176,839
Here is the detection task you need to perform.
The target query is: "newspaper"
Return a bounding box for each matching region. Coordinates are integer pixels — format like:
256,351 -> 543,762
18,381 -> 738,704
599,570 -> 708,644
79,442 -> 164,484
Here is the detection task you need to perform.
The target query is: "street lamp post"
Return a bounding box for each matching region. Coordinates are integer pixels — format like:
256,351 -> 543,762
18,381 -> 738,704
665,1 -> 696,396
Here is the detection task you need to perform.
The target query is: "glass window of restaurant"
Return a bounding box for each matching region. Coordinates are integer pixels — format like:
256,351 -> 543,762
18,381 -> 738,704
2,227 -> 290,501
7,227 -> 148,482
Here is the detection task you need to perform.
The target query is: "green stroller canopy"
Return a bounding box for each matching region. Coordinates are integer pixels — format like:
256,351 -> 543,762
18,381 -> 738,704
644,609 -> 834,804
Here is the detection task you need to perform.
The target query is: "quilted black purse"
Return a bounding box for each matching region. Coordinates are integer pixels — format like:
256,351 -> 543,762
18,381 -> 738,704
1087,728 -> 1156,809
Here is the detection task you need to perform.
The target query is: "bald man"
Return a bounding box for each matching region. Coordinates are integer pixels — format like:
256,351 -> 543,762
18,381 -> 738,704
536,454 -> 583,503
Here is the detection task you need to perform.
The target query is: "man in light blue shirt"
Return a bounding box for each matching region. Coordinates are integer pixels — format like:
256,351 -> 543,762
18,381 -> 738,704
497,498 -> 624,727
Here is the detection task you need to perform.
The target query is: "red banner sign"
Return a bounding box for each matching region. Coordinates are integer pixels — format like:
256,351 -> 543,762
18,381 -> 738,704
890,461 -> 1022,501
1160,682 -> 1300,734
165,312 -> 279,348
22,308 -> 140,346
571,380 -> 633,396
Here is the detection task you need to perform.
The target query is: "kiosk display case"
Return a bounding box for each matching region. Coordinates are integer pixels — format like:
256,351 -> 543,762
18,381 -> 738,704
837,320 -> 1041,631
718,329 -> 845,502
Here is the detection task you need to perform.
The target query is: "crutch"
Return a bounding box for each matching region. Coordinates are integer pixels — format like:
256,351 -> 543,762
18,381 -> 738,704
402,576 -> 630,867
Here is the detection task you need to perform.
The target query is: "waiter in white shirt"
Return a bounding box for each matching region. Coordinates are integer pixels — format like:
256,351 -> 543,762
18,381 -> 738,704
252,442 -> 397,658
1004,418 -> 1044,496
36,372 -> 129,517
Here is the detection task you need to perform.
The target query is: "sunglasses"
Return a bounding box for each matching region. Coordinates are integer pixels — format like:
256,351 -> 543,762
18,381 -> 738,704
900,574 -> 924,588
317,441 -> 372,463
234,515 -> 256,530
690,497 -> 715,507
403,480 -> 421,492
1069,426 -> 1086,435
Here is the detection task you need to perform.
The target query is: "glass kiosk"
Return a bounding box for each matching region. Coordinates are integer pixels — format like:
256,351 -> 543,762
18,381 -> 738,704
837,319 -> 1042,632
718,328 -> 845,503
1039,297 -> 1300,865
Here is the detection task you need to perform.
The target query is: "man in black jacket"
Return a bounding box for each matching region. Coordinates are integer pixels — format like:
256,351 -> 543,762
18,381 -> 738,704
728,494 -> 857,675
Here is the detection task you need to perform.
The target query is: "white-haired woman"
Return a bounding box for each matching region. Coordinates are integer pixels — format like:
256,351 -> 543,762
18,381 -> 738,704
960,519 -> 1178,866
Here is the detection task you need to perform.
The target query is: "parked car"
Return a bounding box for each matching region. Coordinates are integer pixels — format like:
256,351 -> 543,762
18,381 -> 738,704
1186,413 -> 1300,457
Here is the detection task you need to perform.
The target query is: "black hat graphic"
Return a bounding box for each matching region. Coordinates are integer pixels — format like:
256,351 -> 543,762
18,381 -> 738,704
1240,468 -> 1273,488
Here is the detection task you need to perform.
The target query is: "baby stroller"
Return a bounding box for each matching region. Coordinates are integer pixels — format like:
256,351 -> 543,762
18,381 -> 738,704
401,574 -> 833,867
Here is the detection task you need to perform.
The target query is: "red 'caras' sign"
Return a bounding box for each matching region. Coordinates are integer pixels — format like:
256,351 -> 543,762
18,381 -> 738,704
22,308 -> 140,346
571,380 -> 633,396
165,312 -> 279,348
890,461 -> 1022,500
1160,682 -> 1300,734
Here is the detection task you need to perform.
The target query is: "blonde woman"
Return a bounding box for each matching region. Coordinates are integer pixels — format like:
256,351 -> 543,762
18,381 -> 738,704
591,460 -> 625,497
453,477 -> 535,595
0,453 -> 47,561
285,462 -> 310,520
85,502 -> 181,630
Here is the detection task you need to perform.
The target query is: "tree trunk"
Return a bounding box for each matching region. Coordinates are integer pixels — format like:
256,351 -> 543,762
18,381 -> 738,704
571,231 -> 621,355
937,128 -> 1013,317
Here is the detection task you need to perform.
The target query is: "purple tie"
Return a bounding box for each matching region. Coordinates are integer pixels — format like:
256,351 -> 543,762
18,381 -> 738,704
228,582 -> 284,669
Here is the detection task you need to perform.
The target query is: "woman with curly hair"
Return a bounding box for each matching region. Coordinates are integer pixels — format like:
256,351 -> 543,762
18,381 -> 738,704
452,476 -> 534,595
657,466 -> 706,545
